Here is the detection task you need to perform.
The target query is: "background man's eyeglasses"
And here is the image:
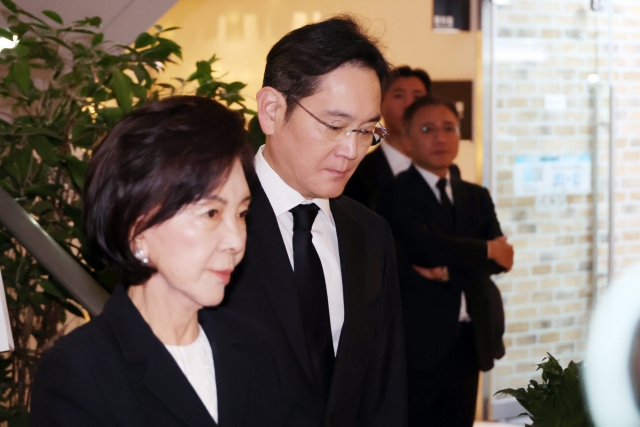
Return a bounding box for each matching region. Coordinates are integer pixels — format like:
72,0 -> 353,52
292,99 -> 387,147
420,125 -> 460,137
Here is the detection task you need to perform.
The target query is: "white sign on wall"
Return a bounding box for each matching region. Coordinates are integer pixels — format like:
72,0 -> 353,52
513,154 -> 592,196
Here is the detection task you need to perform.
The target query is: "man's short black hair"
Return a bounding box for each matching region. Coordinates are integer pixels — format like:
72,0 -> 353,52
263,15 -> 391,120
387,65 -> 432,96
403,96 -> 460,135
83,96 -> 255,285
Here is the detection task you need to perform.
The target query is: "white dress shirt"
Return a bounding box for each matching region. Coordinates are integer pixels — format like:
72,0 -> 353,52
414,165 -> 472,322
379,140 -> 412,176
255,146 -> 344,354
165,325 -> 218,423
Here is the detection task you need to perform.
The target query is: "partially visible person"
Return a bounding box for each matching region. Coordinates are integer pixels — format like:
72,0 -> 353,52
30,96 -> 281,427
344,65 -> 429,211
223,16 -> 407,427
380,96 -> 512,427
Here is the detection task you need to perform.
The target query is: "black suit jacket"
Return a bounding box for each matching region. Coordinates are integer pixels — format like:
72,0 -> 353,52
380,166 -> 505,373
31,285 -> 281,427
223,179 -> 407,427
344,146 -> 463,212
343,146 -> 393,213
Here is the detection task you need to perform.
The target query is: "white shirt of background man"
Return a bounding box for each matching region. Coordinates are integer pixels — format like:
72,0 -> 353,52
380,140 -> 412,176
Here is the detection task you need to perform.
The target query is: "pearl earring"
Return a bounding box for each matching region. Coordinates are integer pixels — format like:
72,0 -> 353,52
134,249 -> 149,265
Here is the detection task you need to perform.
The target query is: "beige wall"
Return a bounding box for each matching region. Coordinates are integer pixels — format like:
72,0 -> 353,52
155,0 -> 477,108
153,0 -> 480,180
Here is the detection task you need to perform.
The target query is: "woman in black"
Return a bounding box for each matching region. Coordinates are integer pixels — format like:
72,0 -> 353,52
30,96 -> 281,427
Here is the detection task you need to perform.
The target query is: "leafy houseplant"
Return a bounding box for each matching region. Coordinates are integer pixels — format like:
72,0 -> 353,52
496,353 -> 594,427
0,0 -> 253,423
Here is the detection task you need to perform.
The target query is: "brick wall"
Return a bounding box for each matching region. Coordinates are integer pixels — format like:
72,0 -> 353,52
486,0 -> 639,396
610,0 -> 640,276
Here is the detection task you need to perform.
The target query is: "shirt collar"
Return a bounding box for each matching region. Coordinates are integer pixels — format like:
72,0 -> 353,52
414,164 -> 451,194
379,140 -> 412,176
254,145 -> 335,226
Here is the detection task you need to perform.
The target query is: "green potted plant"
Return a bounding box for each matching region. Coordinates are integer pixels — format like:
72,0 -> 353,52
0,0 -> 253,423
495,353 -> 594,427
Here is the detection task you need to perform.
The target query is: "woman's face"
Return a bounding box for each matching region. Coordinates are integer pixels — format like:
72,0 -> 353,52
134,159 -> 250,310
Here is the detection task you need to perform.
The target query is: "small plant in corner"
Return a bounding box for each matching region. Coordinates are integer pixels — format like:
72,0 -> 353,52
495,353 -> 594,427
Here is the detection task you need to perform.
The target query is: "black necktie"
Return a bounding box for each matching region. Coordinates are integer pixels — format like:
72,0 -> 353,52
290,203 -> 334,400
436,178 -> 455,233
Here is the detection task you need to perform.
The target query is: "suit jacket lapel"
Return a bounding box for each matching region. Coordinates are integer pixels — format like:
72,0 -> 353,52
326,197 -> 369,411
199,311 -> 248,427
245,180 -> 315,384
451,180 -> 469,237
373,146 -> 394,187
103,286 -> 216,427
406,166 -> 445,228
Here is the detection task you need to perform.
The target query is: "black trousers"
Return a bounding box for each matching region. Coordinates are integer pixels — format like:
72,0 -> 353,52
408,322 -> 479,427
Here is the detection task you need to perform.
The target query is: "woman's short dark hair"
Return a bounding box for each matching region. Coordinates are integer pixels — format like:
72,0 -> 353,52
387,65 -> 432,95
263,15 -> 391,120
403,95 -> 460,135
83,96 -> 255,285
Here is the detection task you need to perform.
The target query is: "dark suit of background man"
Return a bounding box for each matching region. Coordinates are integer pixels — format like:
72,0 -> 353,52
380,96 -> 514,427
344,66 -> 461,213
223,17 -> 407,427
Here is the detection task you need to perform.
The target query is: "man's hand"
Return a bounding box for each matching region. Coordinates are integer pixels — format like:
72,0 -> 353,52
412,265 -> 448,281
487,236 -> 514,271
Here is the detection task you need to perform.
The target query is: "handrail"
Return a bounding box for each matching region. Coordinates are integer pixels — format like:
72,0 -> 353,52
0,187 -> 108,316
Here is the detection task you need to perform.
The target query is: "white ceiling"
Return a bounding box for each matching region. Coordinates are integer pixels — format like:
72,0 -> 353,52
1,0 -> 179,44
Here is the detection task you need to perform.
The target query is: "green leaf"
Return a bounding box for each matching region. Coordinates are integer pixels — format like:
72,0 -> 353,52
62,155 -> 88,190
30,200 -> 54,216
159,26 -> 180,33
42,10 -> 63,25
6,412 -> 29,427
91,32 -> 103,46
0,28 -> 13,41
188,60 -> 212,82
134,32 -> 154,49
132,84 -> 147,100
14,42 -> 30,56
157,37 -> 181,59
9,60 -> 31,92
96,107 -> 124,127
71,114 -> 95,148
0,0 -> 18,13
109,70 -> 133,113
60,300 -> 84,317
39,279 -> 64,299
17,127 -> 62,139
9,22 -> 28,37
2,147 -> 31,182
25,184 -> 61,199
224,81 -> 247,93
30,135 -> 58,166
75,16 -> 101,27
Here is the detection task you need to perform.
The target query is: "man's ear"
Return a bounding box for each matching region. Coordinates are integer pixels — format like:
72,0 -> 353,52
256,87 -> 285,136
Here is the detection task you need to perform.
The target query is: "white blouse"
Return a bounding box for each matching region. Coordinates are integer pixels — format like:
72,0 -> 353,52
165,325 -> 218,423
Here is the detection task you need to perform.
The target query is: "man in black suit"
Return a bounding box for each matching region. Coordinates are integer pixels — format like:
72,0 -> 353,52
343,66 -> 430,212
223,17 -> 407,427
344,66 -> 461,212
380,96 -> 514,427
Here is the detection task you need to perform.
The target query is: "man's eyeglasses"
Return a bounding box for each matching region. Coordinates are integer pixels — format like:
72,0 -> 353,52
292,99 -> 388,147
420,124 -> 460,137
